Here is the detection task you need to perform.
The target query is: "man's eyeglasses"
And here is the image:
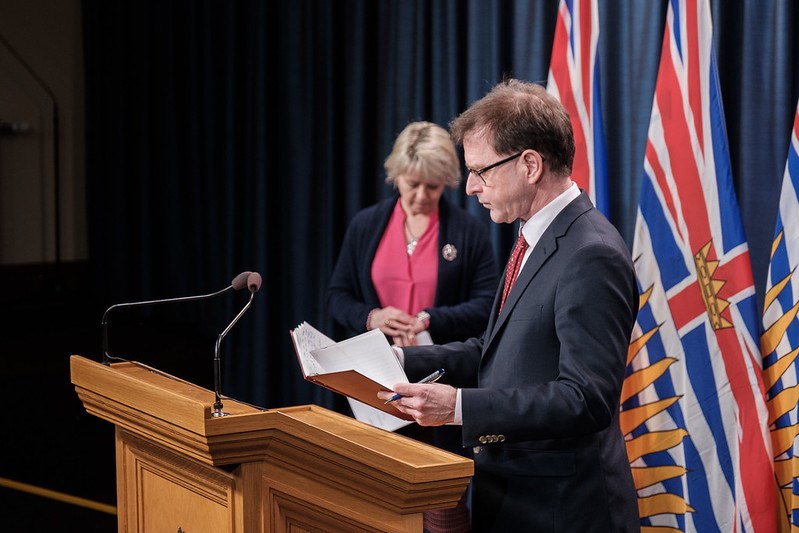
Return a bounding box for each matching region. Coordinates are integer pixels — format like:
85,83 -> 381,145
466,152 -> 524,185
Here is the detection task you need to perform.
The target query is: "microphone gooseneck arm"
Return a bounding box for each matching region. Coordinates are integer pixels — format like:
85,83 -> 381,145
102,271 -> 253,365
212,290 -> 257,417
212,272 -> 261,417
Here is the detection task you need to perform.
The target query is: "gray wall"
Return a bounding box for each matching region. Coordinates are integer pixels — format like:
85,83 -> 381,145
0,0 -> 85,265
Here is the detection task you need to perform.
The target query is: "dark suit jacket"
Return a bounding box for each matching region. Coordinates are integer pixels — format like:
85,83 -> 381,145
326,195 -> 498,344
404,192 -> 640,532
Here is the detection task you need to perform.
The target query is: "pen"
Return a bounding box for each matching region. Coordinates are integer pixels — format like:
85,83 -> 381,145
384,368 -> 445,404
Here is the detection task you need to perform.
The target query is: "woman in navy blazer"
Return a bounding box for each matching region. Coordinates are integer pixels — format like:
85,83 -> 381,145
327,194 -> 498,344
326,122 -> 498,346
327,121 -> 497,533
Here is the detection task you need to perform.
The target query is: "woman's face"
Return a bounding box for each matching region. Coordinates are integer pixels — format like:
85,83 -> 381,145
396,173 -> 445,216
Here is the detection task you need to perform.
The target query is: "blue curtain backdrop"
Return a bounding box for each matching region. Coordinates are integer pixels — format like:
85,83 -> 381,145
82,0 -> 799,411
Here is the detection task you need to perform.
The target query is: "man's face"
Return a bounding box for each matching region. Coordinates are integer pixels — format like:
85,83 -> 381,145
463,133 -> 532,224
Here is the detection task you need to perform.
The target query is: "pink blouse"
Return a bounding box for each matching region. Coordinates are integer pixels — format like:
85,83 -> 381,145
371,199 -> 438,315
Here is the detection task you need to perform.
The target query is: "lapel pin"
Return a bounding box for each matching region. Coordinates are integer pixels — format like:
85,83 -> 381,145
442,244 -> 457,261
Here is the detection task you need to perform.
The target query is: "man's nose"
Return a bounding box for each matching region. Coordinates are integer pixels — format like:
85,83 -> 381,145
465,172 -> 481,196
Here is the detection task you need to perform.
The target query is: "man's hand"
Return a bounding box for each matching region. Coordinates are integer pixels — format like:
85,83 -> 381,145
378,383 -> 457,426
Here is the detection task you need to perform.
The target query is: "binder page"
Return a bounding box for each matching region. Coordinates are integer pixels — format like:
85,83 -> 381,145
290,322 -> 333,377
415,330 -> 433,345
310,329 -> 407,388
348,398 -> 412,432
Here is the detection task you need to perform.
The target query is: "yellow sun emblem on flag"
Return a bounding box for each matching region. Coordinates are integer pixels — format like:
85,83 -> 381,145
622,285 -> 694,530
761,230 -> 799,532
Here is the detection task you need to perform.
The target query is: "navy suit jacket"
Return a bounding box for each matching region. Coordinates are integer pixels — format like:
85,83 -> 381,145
404,192 -> 640,532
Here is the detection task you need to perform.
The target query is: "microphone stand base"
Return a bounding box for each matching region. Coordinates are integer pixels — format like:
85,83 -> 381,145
211,409 -> 229,418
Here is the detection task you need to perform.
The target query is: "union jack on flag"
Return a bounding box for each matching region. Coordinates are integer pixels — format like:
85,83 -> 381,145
546,0 -> 608,215
621,0 -> 777,530
762,100 -> 799,531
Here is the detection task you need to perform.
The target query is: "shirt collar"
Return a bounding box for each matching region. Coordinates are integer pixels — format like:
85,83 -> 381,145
520,182 -> 580,250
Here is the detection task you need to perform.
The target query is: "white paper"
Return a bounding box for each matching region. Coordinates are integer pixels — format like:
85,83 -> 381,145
415,330 -> 433,345
290,322 -> 334,377
290,323 -> 413,432
309,328 -> 407,389
347,398 -> 412,432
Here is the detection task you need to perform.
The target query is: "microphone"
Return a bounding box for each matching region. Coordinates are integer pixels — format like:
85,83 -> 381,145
101,271 -> 253,365
212,271 -> 262,417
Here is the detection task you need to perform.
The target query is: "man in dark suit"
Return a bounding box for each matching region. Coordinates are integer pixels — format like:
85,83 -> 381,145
379,79 -> 640,532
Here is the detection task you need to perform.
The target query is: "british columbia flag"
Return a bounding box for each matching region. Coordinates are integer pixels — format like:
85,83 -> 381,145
621,0 -> 777,531
762,100 -> 799,531
546,0 -> 608,215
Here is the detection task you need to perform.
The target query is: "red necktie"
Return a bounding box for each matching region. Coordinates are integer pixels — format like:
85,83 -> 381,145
500,233 -> 529,312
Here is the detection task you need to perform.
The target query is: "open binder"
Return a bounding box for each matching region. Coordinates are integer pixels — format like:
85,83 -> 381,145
290,322 -> 413,430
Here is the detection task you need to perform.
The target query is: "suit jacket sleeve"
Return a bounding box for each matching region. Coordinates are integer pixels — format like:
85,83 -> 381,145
326,202 -> 389,335
403,336 -> 484,389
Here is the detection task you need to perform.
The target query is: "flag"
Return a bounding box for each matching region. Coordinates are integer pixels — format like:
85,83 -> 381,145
761,100 -> 799,531
546,0 -> 608,215
621,0 -> 776,530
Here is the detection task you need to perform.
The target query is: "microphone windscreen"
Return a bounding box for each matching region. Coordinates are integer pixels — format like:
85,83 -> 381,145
231,271 -> 252,290
247,272 -> 262,293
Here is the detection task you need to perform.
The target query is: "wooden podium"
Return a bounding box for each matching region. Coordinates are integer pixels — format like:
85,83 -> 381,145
70,355 -> 472,532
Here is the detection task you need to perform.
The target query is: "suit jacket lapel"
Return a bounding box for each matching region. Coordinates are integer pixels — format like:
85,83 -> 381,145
483,192 -> 594,353
483,275 -> 504,344
484,233 -> 556,349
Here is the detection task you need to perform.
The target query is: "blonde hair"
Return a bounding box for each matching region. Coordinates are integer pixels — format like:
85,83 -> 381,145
384,121 -> 461,188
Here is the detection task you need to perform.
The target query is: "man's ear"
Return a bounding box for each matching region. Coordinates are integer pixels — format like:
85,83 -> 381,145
523,150 -> 545,184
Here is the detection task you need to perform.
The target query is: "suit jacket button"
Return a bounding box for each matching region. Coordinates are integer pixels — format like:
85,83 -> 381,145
479,436 -> 487,444
498,434 -> 506,442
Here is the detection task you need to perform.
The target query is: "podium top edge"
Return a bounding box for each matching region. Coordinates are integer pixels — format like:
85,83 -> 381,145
69,355 -> 269,431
